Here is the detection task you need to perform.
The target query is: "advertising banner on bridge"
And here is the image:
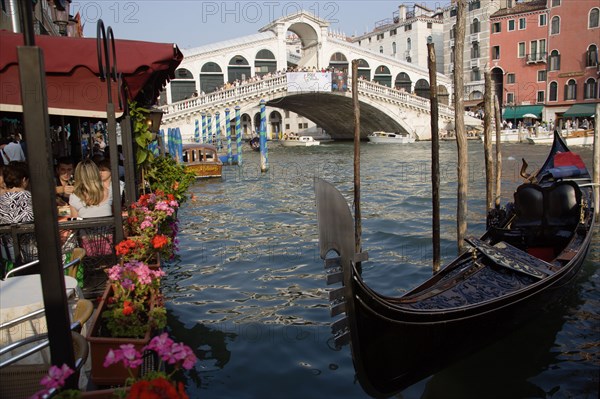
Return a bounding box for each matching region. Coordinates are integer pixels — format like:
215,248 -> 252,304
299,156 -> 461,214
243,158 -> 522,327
287,72 -> 332,93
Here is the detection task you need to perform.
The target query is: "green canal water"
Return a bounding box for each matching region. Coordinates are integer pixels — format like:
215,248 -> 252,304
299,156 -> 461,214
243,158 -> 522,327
163,141 -> 599,398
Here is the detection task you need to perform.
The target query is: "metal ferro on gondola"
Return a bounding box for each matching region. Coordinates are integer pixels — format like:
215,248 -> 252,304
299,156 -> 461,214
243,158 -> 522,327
96,19 -> 124,243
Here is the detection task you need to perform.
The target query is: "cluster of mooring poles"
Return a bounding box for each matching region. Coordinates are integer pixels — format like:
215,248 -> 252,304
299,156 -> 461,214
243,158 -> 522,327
183,99 -> 271,171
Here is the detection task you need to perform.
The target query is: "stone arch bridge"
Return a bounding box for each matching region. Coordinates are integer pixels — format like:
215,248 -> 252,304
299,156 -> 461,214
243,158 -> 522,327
160,73 -> 481,141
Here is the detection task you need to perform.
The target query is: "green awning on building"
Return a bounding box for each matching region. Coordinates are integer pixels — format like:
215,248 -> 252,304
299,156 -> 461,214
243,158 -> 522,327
563,103 -> 597,118
502,105 -> 543,120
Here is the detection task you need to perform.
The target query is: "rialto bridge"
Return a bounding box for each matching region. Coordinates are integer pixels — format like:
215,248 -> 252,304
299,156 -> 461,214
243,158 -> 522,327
159,11 -> 481,141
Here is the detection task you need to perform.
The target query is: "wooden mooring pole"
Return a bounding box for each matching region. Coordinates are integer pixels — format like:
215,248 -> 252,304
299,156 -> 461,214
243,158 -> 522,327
483,71 -> 494,224
352,60 -> 362,256
454,0 -> 468,253
427,42 -> 440,274
493,95 -> 503,208
594,103 -> 599,218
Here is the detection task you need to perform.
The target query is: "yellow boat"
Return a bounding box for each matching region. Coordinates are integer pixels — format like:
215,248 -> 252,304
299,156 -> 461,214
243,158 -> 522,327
181,144 -> 223,178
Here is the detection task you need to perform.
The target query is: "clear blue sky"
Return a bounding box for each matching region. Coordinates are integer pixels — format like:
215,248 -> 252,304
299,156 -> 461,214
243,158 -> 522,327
73,1 -> 449,49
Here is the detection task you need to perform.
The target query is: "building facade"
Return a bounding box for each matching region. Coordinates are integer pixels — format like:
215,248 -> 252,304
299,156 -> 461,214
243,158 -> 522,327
0,0 -> 83,37
443,0 -> 506,109
350,4 -> 445,74
490,0 -> 599,125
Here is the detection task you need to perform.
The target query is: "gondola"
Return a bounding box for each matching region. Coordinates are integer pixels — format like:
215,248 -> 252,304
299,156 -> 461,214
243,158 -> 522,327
315,131 -> 595,398
249,136 -> 260,151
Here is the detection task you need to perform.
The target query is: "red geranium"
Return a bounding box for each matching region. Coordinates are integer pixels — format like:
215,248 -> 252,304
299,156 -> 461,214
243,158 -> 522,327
152,234 -> 169,249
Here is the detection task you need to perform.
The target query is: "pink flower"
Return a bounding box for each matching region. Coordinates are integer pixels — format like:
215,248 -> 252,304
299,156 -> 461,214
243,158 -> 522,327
146,332 -> 174,354
120,344 -> 144,368
103,348 -> 123,367
40,363 -> 74,390
121,278 -> 134,291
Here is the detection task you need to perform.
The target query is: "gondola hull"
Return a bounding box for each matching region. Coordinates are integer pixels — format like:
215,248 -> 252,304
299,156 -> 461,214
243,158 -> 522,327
315,131 -> 595,398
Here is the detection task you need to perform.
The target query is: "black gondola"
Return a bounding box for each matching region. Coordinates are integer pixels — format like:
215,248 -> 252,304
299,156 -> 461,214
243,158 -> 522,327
249,137 -> 260,151
315,131 -> 595,398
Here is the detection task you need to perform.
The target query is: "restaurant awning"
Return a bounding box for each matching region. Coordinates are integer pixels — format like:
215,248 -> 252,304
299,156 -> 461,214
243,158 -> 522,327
562,103 -> 597,118
502,105 -> 543,120
0,30 -> 183,118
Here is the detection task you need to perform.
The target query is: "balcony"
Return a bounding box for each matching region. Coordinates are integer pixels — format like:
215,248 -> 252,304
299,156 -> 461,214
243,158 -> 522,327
450,39 -> 455,47
404,50 -> 412,58
526,52 -> 547,64
470,59 -> 480,69
469,33 -> 480,42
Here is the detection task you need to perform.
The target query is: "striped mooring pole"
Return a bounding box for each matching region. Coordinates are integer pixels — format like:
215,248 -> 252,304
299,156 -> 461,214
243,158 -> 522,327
225,108 -> 233,165
259,99 -> 268,173
201,112 -> 207,143
235,105 -> 242,166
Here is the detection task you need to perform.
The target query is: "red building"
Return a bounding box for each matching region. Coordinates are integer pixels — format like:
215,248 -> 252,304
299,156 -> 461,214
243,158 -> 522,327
490,0 -> 599,126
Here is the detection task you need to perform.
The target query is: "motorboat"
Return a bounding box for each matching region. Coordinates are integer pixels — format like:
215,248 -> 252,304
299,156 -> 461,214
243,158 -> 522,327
367,131 -> 415,144
181,143 -> 223,178
280,133 -> 320,147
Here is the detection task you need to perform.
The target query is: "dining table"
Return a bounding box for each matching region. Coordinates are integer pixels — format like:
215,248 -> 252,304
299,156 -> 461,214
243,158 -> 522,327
0,274 -> 79,365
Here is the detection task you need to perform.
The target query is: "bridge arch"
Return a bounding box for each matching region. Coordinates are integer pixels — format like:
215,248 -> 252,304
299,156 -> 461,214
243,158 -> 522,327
328,52 -> 349,73
374,65 -> 392,87
228,55 -> 251,82
255,49 -> 277,76
200,62 -> 224,94
171,68 -> 196,102
286,21 -> 320,67
395,72 -> 412,93
438,85 -> 450,105
356,59 -> 371,80
414,78 -> 430,99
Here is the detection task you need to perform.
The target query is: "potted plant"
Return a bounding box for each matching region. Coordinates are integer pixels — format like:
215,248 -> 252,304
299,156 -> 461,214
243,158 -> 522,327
86,261 -> 167,386
31,333 -> 197,398
117,190 -> 180,265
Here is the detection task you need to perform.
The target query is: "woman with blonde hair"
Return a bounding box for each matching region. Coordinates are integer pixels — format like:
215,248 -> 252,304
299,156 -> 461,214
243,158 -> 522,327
69,159 -> 112,218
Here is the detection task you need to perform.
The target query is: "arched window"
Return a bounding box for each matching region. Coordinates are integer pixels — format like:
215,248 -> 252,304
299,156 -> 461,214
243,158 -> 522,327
171,68 -> 196,102
414,79 -> 430,99
471,42 -> 480,59
551,16 -> 560,34
379,46 -> 384,54
450,25 -> 455,39
584,78 -> 597,99
407,38 -> 412,50
255,49 -> 276,76
395,72 -> 412,92
200,62 -> 224,94
329,52 -> 349,73
589,8 -> 599,28
374,65 -> 392,87
471,18 -> 480,34
564,79 -> 577,100
549,50 -> 560,71
549,81 -> 558,101
392,42 -> 397,54
586,44 -> 598,67
228,55 -> 251,83
356,59 -> 371,80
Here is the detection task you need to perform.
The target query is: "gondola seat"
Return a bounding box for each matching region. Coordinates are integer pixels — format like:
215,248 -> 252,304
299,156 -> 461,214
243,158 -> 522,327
545,181 -> 581,228
513,184 -> 544,228
510,181 -> 582,253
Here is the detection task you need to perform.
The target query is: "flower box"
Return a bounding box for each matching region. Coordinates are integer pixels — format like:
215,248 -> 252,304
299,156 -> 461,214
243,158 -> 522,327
86,284 -> 152,387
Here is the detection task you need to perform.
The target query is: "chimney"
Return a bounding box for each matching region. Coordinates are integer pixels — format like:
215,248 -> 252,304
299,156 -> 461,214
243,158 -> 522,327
398,4 -> 406,21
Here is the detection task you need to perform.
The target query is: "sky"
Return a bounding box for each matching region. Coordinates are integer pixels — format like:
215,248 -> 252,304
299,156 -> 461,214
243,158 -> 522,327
73,1 -> 450,49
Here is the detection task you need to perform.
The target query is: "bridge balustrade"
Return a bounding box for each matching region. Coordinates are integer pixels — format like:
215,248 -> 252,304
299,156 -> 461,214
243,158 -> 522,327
162,74 -> 459,121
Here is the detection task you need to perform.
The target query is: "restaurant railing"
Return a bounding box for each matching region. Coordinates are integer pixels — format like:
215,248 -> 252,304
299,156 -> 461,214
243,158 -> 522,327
0,218 -> 117,297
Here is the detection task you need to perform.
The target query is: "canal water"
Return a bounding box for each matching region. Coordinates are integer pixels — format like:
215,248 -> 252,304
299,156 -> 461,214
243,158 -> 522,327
163,140 -> 599,399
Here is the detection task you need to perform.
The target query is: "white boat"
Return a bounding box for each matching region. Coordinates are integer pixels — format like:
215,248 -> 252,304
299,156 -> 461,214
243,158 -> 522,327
526,129 -> 594,146
280,133 -> 321,147
480,129 -> 531,143
367,131 -> 415,144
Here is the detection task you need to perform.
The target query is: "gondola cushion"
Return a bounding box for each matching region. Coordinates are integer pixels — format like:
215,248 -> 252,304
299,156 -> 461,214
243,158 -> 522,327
513,184 -> 544,227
